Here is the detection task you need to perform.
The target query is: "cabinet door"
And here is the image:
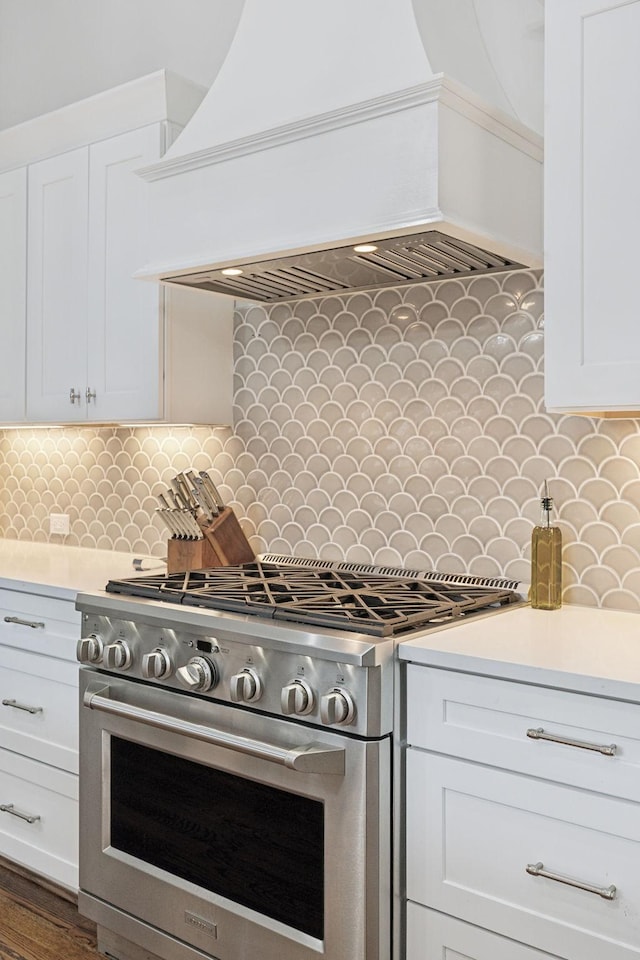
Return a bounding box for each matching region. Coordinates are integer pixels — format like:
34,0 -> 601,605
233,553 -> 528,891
407,751 -> 640,960
26,148 -> 88,421
407,904 -> 561,960
0,747 -> 78,891
0,168 -> 26,422
87,125 -> 163,421
545,0 -> 640,412
0,646 -> 78,773
406,666 -> 640,801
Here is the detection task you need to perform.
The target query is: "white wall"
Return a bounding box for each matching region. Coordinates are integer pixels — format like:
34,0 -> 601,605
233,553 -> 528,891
413,0 -> 544,134
0,1 -> 543,135
0,0 -> 245,130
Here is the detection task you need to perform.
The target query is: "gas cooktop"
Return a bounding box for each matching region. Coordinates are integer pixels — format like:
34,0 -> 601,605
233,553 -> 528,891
106,557 -> 523,638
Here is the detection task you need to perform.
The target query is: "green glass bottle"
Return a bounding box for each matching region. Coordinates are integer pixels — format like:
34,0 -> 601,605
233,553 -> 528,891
530,481 -> 562,610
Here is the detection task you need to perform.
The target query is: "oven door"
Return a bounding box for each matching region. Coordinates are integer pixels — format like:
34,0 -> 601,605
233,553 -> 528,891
78,670 -> 390,960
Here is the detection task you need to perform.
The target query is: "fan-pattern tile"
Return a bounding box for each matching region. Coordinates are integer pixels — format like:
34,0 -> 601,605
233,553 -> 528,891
2,269 -> 640,611
0,427 -> 230,557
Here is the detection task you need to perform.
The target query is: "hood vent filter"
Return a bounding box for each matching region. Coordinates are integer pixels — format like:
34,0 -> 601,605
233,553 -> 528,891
165,231 -> 523,304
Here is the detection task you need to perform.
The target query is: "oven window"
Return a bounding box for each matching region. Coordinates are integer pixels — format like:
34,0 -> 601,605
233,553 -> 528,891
110,737 -> 324,940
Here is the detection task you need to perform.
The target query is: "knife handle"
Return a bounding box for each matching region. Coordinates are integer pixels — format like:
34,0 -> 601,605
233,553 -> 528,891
194,476 -> 219,518
199,471 -> 225,509
156,509 -> 181,539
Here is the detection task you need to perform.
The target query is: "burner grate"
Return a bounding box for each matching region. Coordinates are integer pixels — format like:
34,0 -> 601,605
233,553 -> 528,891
106,560 -> 522,638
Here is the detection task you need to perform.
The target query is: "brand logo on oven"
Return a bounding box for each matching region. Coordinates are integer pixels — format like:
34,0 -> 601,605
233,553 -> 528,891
184,912 -> 218,938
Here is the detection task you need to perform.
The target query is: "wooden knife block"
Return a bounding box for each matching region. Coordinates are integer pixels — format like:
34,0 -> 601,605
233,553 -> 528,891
167,508 -> 255,574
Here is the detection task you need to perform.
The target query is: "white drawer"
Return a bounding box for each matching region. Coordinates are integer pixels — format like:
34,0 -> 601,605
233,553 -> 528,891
406,665 -> 640,800
407,903 -> 561,960
0,646 -> 78,773
407,751 -> 640,960
0,588 -> 79,660
0,746 -> 78,891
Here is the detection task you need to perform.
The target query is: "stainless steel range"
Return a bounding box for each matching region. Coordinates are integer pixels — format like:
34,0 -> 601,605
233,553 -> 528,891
75,557 -> 523,960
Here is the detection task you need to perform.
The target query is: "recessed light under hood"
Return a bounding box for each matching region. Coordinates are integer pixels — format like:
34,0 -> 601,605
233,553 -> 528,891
172,231 -> 523,304
136,0 -> 543,303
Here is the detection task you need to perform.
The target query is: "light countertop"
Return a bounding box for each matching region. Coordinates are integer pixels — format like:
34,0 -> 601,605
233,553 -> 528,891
0,539 -> 165,602
1,541 -> 639,703
399,604 -> 640,703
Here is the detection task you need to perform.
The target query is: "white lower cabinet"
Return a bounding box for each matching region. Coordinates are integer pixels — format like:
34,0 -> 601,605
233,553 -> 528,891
0,749 -> 78,891
403,664 -> 640,960
0,589 -> 80,891
0,647 -> 79,773
407,904 -> 561,960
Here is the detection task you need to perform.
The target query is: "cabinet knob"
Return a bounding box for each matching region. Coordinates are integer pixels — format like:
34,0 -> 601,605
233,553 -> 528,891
86,387 -> 96,404
0,803 -> 41,825
2,698 -> 43,715
4,615 -> 45,629
69,387 -> 81,404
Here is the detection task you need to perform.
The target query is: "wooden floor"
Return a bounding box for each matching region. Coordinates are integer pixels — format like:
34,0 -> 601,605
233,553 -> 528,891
0,860 -> 98,960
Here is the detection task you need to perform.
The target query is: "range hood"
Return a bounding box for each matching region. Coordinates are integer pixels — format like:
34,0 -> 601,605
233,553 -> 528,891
137,0 -> 543,303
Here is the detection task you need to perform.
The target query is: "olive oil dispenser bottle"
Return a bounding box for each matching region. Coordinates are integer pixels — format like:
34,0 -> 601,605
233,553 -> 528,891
530,481 -> 562,610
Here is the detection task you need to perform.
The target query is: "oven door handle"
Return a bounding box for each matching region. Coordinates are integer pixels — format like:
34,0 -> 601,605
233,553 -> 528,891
83,683 -> 345,775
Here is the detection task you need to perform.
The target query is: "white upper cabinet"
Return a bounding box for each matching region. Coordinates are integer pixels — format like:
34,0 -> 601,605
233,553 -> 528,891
0,168 -> 27,422
1,71 -> 233,426
86,125 -> 165,421
545,0 -> 640,413
27,148 -> 89,421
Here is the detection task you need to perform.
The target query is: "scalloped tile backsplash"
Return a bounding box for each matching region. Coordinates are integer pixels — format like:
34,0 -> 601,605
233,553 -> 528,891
2,269 -> 640,611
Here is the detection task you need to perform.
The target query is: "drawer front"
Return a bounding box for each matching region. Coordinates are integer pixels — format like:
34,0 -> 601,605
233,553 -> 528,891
407,903 -> 560,960
406,665 -> 640,800
407,752 -> 640,960
0,646 -> 78,772
0,589 -> 79,661
0,747 -> 78,891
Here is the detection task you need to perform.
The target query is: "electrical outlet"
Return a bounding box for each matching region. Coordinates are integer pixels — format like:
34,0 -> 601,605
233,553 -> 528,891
49,513 -> 70,536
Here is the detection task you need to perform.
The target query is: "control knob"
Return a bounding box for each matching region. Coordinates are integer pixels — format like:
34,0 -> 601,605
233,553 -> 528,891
320,687 -> 356,726
176,656 -> 219,692
230,668 -> 263,703
76,633 -> 104,663
103,640 -> 132,670
141,648 -> 172,680
281,678 -> 315,716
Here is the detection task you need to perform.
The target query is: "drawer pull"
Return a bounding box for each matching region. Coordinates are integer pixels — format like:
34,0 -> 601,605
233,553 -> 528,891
2,698 -> 43,715
526,727 -> 616,757
0,803 -> 41,825
3,616 -> 45,630
526,861 -> 616,900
